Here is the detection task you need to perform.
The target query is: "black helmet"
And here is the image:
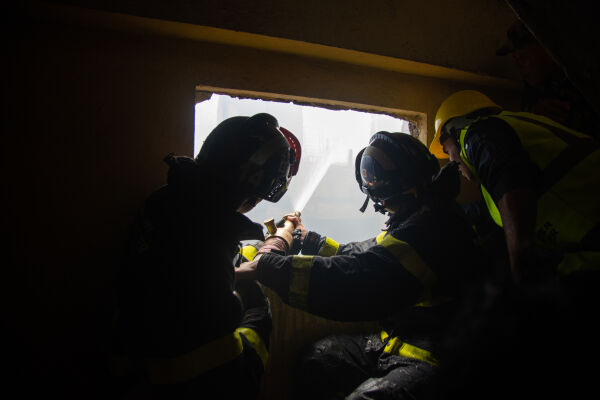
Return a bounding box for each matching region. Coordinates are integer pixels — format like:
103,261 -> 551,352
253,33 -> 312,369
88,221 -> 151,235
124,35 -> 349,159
196,113 -> 301,203
355,132 -> 439,212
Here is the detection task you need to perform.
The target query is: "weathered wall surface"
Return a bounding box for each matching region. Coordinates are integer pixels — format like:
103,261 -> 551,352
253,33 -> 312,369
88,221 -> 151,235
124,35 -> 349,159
5,4 -> 521,397
52,0 -> 520,80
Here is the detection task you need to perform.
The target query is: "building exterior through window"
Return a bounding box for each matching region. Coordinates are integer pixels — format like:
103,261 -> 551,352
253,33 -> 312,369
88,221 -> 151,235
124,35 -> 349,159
195,94 -> 410,243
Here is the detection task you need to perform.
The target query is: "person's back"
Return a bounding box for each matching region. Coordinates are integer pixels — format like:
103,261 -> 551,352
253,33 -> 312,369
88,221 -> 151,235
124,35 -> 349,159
110,113 -> 301,398
116,159 -> 251,357
378,200 -> 483,347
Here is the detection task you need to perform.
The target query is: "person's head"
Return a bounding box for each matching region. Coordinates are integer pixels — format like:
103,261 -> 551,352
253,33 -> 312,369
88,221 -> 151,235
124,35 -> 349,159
429,90 -> 502,181
355,131 -> 440,215
196,113 -> 301,213
497,20 -> 562,86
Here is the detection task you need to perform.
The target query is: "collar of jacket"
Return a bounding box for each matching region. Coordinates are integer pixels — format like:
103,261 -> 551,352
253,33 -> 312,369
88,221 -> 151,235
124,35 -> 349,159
231,212 -> 265,241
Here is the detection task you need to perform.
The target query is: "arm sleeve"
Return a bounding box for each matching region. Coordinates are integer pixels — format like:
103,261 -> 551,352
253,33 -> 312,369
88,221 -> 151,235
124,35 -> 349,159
301,230 -> 379,257
464,118 -> 538,202
257,244 -> 423,322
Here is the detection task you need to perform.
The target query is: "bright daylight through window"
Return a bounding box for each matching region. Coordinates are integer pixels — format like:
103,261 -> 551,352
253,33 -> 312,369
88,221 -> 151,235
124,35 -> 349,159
195,94 -> 410,243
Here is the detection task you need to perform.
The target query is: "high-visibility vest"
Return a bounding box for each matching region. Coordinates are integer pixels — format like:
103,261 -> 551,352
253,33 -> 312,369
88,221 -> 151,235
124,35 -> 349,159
458,111 -> 600,275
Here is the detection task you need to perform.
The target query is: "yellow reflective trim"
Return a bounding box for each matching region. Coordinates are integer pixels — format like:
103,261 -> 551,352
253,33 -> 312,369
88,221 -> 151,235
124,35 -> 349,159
481,185 -> 503,227
377,235 -> 436,294
459,126 -> 477,175
380,331 -> 439,367
375,231 -> 387,244
236,327 -> 269,368
145,331 -> 244,384
459,125 -> 503,228
461,113 -> 600,248
240,245 -> 258,261
319,237 -> 340,257
288,255 -> 313,310
398,342 -> 439,367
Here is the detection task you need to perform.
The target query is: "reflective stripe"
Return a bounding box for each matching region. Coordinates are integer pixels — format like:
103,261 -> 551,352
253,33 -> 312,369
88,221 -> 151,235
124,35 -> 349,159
109,328 -> 268,384
459,126 -> 477,175
319,237 -> 340,257
375,231 -> 387,244
146,331 -> 244,384
288,255 -> 313,310
236,327 -> 269,368
481,185 -> 503,227
459,125 -> 504,226
240,245 -> 258,261
380,331 -> 439,367
377,235 -> 436,295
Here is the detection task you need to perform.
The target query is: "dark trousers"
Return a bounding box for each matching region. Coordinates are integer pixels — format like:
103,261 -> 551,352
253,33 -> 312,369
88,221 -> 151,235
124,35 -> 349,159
113,281 -> 272,400
297,333 -> 436,400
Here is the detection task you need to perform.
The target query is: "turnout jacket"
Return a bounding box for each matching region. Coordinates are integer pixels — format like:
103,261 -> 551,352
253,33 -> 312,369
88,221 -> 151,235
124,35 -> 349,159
113,156 -> 268,385
256,202 -> 481,352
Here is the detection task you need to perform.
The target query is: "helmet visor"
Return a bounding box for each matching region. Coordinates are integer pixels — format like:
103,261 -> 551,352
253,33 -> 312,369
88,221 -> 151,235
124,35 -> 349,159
255,149 -> 291,202
359,150 -> 402,202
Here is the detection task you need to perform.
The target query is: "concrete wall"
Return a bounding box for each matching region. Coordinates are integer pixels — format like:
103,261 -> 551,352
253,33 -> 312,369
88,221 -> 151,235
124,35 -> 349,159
5,4 -> 521,397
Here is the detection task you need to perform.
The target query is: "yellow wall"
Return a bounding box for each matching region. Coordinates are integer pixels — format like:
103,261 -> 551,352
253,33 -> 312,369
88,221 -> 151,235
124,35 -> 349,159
5,5 -> 521,397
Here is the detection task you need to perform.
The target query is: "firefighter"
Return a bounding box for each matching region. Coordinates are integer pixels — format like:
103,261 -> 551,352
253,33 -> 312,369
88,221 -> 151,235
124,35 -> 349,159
429,90 -> 600,285
236,132 -> 484,400
110,113 -> 301,398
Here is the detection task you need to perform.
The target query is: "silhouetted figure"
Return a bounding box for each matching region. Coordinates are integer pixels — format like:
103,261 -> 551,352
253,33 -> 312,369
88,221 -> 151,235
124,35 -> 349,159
110,113 -> 301,399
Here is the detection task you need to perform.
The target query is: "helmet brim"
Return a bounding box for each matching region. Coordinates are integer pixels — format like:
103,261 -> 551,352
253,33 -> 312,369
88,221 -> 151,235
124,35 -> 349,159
430,90 -> 502,160
429,124 -> 448,160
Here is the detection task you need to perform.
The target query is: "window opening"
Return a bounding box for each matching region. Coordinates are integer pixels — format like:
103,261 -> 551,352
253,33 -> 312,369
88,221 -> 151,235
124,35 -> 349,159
195,93 -> 411,243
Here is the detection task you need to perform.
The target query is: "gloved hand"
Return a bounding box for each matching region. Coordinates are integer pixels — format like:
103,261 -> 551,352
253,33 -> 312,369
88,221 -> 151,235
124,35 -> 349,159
258,212 -> 301,255
285,214 -> 307,255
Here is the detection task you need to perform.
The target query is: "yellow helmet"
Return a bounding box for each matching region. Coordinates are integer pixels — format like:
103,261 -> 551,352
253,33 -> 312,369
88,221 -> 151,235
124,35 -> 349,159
429,90 -> 501,159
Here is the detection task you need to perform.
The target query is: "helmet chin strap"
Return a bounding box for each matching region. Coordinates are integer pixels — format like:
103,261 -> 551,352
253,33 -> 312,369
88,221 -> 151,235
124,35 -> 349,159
359,195 -> 370,213
359,195 -> 389,214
